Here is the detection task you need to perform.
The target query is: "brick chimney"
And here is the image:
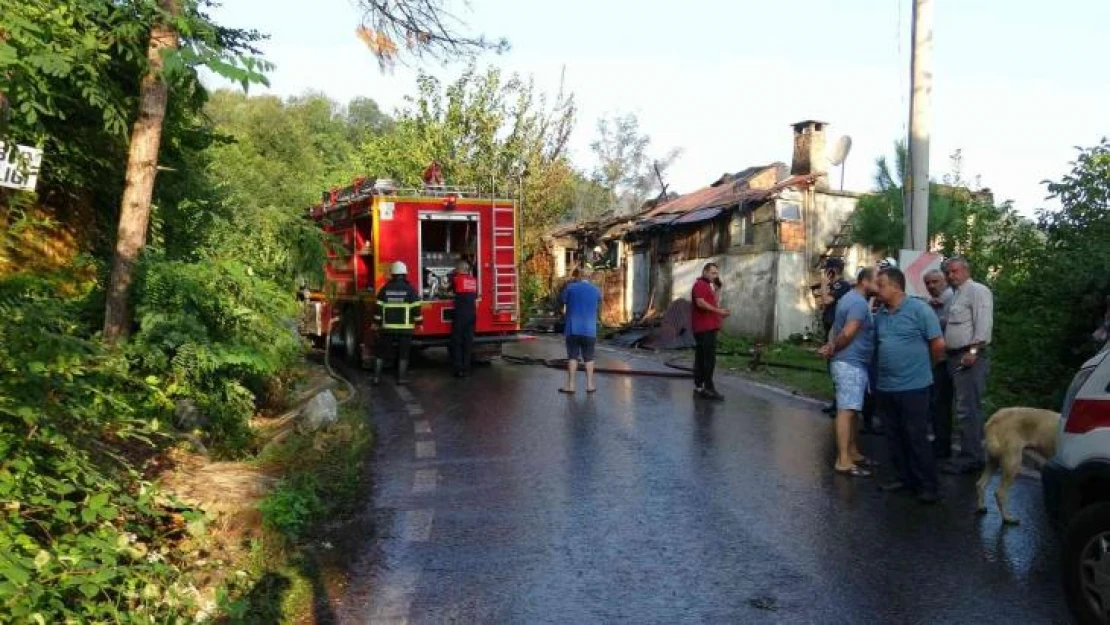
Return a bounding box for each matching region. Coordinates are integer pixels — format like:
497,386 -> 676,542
790,120 -> 828,184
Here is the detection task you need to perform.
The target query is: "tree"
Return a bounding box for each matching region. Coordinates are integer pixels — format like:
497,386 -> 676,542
589,111 -> 680,217
989,139 -> 1110,408
102,0 -> 269,343
103,0 -> 182,343
849,140 -> 1019,260
353,0 -> 509,69
358,65 -> 578,253
346,96 -> 393,144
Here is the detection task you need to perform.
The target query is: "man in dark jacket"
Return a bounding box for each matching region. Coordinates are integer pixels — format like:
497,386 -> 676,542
373,261 -> 423,385
449,260 -> 478,378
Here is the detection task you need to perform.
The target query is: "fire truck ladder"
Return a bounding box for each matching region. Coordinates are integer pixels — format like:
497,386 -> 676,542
492,205 -> 518,312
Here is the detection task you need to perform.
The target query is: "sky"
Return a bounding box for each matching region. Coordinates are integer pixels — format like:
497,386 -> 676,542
205,0 -> 1110,215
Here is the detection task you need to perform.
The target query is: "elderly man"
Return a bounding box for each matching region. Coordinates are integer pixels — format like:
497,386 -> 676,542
924,268 -> 955,459
941,256 -> 994,475
874,267 -> 946,503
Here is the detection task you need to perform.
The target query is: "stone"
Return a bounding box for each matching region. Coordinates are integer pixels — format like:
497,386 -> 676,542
174,399 -> 208,430
301,390 -> 339,431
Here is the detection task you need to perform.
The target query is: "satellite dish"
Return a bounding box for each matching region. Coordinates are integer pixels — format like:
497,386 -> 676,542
828,135 -> 853,166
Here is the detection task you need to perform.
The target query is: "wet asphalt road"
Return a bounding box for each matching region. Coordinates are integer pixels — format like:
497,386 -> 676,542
336,339 -> 1071,624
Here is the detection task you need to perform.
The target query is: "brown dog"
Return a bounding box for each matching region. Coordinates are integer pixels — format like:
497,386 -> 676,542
976,407 -> 1061,524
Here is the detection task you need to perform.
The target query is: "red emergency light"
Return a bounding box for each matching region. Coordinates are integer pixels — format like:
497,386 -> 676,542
443,194 -> 458,210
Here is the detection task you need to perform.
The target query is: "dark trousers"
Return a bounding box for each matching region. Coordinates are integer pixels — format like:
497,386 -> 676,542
450,313 -> 475,373
878,387 -> 939,494
379,333 -> 412,365
930,362 -> 954,458
693,330 -> 718,390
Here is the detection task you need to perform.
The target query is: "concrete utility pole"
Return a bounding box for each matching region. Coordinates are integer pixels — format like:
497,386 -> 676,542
904,0 -> 933,251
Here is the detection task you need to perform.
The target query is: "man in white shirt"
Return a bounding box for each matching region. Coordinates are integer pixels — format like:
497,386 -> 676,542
940,257 -> 994,475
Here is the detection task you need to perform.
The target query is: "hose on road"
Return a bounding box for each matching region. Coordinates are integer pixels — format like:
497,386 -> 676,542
502,354 -> 693,379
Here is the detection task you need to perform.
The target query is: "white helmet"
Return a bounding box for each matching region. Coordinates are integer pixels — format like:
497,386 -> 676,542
390,261 -> 408,275
878,256 -> 898,269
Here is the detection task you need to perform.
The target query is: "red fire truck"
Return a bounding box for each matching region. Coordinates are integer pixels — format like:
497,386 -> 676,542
298,175 -> 524,366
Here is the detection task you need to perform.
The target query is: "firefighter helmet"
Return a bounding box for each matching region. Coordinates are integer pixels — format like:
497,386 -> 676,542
391,261 -> 408,275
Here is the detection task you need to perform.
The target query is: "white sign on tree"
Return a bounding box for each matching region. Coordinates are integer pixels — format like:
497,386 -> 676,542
0,140 -> 44,192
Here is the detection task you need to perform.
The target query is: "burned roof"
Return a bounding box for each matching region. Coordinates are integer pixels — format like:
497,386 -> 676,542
547,162 -> 822,241
642,163 -> 787,218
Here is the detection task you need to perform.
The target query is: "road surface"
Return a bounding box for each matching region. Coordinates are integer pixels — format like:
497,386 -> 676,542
335,339 -> 1070,624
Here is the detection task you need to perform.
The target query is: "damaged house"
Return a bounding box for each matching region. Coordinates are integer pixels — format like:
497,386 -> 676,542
546,120 -> 871,342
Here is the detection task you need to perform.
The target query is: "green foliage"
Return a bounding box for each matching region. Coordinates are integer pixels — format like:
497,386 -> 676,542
988,140 -> 1110,409
258,476 -> 323,540
358,65 -> 580,253
0,273 -> 201,623
130,259 -> 303,455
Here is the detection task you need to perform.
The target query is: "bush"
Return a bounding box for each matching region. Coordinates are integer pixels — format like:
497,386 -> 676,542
0,273 -> 200,623
130,259 -> 304,456
258,476 -> 324,541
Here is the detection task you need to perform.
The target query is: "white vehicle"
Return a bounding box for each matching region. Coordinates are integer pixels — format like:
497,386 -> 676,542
1044,346 -> 1110,625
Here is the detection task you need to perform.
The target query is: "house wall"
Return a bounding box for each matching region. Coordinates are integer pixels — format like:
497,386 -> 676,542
666,252 -> 777,340
774,251 -> 815,341
631,187 -> 863,342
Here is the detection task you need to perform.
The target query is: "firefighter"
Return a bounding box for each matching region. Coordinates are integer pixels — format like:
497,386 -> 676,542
372,261 -> 423,385
449,259 -> 478,377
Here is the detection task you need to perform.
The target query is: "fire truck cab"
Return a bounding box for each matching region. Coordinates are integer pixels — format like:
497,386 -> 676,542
298,176 -> 523,366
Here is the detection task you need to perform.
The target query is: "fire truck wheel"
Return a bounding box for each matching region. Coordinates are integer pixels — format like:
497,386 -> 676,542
341,312 -> 359,363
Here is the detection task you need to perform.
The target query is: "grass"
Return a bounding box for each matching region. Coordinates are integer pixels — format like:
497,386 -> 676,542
217,397 -> 374,623
715,333 -> 834,401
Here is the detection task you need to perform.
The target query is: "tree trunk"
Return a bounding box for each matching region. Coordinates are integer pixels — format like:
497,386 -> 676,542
103,0 -> 179,343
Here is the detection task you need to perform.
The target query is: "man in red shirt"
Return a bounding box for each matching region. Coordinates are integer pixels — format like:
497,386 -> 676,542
691,262 -> 730,401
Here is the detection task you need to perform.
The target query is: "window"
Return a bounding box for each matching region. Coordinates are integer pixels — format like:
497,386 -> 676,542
778,201 -> 802,221
731,211 -> 755,246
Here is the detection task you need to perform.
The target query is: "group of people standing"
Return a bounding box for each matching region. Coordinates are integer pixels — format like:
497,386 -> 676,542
819,256 -> 994,504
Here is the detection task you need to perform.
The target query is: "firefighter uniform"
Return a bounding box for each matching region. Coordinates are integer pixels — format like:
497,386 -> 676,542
449,265 -> 478,377
373,264 -> 423,385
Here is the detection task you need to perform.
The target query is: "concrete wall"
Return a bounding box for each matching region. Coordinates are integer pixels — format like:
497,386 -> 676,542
669,252 -> 777,340
774,251 -> 816,341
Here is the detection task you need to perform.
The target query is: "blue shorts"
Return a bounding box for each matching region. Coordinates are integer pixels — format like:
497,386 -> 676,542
565,335 -> 597,362
832,360 -> 869,411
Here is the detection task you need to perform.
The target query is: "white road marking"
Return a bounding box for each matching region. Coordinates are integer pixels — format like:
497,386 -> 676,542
414,420 -> 432,435
403,509 -> 434,542
406,404 -> 424,416
395,387 -> 415,402
367,570 -> 419,623
412,469 -> 438,493
415,440 -> 436,459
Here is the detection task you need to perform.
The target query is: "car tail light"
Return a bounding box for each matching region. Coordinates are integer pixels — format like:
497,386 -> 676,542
1062,367 -> 1096,421
1064,398 -> 1110,434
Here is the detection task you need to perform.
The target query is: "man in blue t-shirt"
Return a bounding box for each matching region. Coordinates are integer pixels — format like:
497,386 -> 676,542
559,267 -> 603,394
873,267 -> 947,503
819,267 -> 877,477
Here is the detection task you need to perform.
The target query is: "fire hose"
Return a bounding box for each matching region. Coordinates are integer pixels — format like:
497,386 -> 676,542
323,317 -> 358,406
501,354 -> 693,379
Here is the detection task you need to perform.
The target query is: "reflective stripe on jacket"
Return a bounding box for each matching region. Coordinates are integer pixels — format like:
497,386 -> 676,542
374,277 -> 423,331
